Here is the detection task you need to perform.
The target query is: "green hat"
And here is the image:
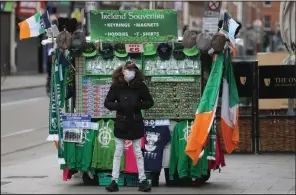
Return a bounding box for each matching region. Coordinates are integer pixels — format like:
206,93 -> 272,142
144,43 -> 157,56
100,43 -> 114,60
114,43 -> 128,58
183,47 -> 199,56
82,42 -> 97,57
173,43 -> 185,60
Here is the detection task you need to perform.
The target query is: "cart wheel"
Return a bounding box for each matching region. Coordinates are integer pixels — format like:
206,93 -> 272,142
201,170 -> 211,183
82,172 -> 98,186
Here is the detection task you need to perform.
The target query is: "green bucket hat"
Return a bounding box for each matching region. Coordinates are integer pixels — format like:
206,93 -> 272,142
183,47 -> 199,56
144,43 -> 157,56
114,43 -> 128,58
82,42 -> 97,57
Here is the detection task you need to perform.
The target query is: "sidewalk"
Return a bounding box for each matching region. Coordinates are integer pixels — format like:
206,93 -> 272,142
1,153 -> 295,194
1,74 -> 47,92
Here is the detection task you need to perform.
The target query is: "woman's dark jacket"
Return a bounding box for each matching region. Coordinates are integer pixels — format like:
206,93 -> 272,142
104,66 -> 154,140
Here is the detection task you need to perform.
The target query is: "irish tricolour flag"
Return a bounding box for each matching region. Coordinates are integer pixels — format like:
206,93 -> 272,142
221,49 -> 240,154
185,53 -> 224,165
18,11 -> 45,40
185,50 -> 240,165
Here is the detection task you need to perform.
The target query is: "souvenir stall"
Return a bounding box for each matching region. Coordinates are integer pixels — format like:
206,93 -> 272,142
43,9 -> 241,187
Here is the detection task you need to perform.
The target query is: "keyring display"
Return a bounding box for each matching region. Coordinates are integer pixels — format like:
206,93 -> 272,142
82,76 -> 116,118
144,76 -> 201,119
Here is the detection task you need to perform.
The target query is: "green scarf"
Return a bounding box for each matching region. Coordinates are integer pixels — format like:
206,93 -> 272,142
47,51 -> 59,141
207,116 -> 216,160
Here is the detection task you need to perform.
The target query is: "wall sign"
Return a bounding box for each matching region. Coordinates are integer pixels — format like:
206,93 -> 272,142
125,44 -> 144,53
232,61 -> 254,97
259,65 -> 296,99
202,1 -> 221,34
90,10 -> 178,42
0,2 -> 14,12
16,2 -> 45,17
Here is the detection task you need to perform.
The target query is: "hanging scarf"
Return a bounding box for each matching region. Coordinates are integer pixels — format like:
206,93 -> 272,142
207,115 -> 216,160
47,51 -> 59,141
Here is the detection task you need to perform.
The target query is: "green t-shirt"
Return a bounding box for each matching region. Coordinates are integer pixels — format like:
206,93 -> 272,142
92,120 -> 124,171
64,141 -> 76,170
63,129 -> 96,171
169,121 -> 208,179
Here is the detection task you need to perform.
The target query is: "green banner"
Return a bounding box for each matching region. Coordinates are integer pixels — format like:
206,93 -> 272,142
90,10 -> 178,42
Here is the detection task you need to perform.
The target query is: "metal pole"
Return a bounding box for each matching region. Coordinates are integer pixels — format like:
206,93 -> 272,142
242,2 -> 247,56
149,1 -> 156,10
10,2 -> 17,74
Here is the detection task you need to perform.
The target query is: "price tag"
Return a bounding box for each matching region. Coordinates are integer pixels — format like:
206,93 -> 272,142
144,120 -> 170,127
125,44 -> 144,53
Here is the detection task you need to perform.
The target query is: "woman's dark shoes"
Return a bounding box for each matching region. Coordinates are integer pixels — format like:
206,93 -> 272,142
105,180 -> 119,192
138,180 -> 151,192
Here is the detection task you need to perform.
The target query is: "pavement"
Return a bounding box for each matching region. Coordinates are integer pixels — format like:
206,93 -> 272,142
1,151 -> 295,194
1,74 -> 47,92
1,87 -> 295,194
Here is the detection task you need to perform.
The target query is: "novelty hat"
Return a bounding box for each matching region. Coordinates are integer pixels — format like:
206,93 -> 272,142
82,42 -> 97,57
183,47 -> 199,56
195,32 -> 213,54
183,30 -> 197,49
143,43 -> 157,56
157,43 -> 172,60
173,43 -> 185,60
114,43 -> 128,58
56,30 -> 72,51
70,29 -> 86,57
100,43 -> 114,59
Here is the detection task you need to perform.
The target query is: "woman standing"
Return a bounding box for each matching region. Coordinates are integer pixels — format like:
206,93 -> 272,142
104,61 -> 154,192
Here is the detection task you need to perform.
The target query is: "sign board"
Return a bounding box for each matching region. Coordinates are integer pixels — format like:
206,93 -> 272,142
85,1 -> 98,13
0,2 -> 14,12
202,1 -> 221,34
125,44 -> 144,53
232,60 -> 254,98
259,65 -> 296,99
16,2 -> 45,17
62,113 -> 92,129
90,10 -> 178,42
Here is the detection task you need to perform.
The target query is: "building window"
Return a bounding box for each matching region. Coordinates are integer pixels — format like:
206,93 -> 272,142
264,15 -> 271,30
263,1 -> 272,7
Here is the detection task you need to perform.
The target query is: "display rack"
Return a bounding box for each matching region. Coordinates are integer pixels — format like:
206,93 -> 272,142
48,9 -> 230,188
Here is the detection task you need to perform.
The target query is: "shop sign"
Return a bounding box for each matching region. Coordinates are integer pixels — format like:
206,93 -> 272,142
259,65 -> 296,99
90,10 -> 178,42
125,44 -> 144,53
0,2 -> 14,13
16,2 -> 45,17
232,60 -> 254,98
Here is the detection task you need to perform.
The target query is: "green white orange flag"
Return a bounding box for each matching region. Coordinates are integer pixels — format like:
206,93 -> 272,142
221,49 -> 240,153
185,53 -> 224,165
18,11 -> 45,40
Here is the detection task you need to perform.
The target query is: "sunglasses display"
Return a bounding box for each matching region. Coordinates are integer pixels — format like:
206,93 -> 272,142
144,56 -> 201,76
85,55 -> 142,75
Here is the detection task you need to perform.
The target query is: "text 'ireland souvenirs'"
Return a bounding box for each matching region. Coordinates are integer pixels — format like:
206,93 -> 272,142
90,10 -> 177,42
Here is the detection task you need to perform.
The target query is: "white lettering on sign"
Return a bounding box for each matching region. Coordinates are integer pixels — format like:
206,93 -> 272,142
125,44 -> 144,53
20,2 -> 37,8
99,12 -> 165,20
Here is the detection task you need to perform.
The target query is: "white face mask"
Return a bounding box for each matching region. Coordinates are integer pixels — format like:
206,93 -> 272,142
123,69 -> 136,82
